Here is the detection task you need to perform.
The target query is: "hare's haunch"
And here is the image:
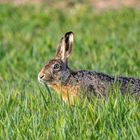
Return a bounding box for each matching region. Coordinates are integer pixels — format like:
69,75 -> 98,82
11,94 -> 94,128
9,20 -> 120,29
38,31 -> 140,104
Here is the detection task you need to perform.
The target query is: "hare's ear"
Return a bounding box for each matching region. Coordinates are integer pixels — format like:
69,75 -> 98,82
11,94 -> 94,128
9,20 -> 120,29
56,32 -> 74,62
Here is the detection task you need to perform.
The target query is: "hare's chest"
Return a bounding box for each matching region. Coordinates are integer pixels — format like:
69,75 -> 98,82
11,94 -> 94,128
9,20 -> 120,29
51,84 -> 80,104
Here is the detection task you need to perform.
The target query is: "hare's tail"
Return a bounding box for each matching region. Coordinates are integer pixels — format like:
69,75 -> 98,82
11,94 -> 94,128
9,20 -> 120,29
116,76 -> 140,95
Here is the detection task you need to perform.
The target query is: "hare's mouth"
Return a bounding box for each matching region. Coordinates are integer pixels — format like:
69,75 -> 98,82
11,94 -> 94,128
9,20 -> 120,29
38,74 -> 52,85
38,73 -> 47,83
38,78 -> 52,87
38,78 -> 45,84
38,76 -> 49,84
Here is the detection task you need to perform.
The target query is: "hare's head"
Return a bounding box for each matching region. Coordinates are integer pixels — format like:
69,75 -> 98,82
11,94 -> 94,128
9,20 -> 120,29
38,31 -> 74,86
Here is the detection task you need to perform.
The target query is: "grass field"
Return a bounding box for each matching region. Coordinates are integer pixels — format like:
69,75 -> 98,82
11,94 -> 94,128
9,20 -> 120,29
0,4 -> 140,139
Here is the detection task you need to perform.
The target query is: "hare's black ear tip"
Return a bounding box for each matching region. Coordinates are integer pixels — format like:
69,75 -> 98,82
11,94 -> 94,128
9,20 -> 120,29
65,31 -> 74,37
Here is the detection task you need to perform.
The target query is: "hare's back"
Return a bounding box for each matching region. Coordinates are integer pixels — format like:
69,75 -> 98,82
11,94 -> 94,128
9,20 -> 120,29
73,71 -> 114,96
75,71 -> 140,96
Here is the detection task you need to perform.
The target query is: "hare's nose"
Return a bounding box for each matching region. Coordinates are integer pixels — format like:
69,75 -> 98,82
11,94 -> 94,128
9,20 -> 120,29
39,73 -> 45,80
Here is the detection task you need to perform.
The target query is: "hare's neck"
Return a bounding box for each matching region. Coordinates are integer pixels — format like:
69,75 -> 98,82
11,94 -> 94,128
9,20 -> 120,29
60,69 -> 72,85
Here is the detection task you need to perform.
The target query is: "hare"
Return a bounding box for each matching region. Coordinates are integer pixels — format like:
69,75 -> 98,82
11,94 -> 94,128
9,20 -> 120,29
38,31 -> 140,104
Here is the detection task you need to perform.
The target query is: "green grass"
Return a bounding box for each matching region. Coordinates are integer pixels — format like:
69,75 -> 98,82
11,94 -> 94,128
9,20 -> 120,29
0,4 -> 140,139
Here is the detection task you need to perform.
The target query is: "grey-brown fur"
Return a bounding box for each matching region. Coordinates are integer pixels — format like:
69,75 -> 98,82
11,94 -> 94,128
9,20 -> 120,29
38,31 -> 140,103
64,70 -> 140,96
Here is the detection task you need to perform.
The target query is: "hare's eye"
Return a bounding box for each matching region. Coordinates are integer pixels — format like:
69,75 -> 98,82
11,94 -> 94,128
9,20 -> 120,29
53,63 -> 60,70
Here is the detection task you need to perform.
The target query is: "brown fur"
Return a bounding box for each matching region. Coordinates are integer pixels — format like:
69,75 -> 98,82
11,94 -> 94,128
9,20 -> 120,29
38,31 -> 140,104
50,83 -> 80,104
